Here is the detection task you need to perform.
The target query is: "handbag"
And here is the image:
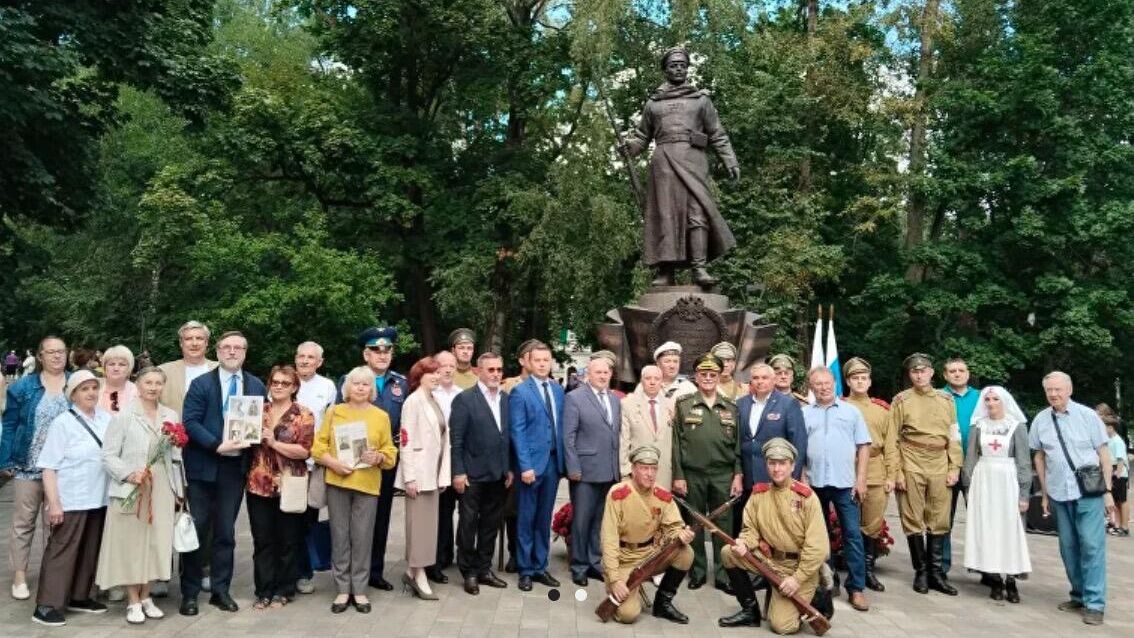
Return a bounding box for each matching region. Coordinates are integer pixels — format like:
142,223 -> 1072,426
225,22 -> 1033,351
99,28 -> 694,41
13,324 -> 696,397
307,465 -> 327,509
1052,414 -> 1108,497
172,462 -> 200,552
279,467 -> 309,513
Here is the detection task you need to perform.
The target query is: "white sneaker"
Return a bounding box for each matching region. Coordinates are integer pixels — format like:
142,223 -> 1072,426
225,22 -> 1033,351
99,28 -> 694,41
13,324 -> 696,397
11,582 -> 30,600
296,578 -> 314,594
140,598 -> 164,619
126,603 -> 145,624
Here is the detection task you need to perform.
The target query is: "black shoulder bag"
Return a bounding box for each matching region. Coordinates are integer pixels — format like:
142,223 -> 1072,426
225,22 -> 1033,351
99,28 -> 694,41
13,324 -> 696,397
1052,413 -> 1107,497
69,408 -> 103,447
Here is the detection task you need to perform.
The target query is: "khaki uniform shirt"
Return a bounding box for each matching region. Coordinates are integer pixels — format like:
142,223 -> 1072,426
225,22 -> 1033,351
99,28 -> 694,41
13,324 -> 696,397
889,386 -> 963,480
846,395 -> 899,485
737,481 -> 829,583
600,481 -> 684,580
453,368 -> 478,390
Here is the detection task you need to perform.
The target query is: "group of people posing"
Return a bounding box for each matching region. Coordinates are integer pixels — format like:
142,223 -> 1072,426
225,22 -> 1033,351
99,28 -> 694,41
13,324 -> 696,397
0,324 -> 1125,633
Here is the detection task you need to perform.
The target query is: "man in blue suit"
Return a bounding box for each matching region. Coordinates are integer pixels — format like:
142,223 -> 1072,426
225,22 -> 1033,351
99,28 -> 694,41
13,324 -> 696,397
735,363 -> 807,535
508,341 -> 565,591
180,331 -> 267,616
563,350 -> 622,587
336,326 -> 409,591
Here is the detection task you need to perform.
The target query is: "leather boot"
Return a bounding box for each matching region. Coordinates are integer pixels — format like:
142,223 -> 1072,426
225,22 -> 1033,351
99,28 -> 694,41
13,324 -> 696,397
650,263 -> 674,286
717,568 -> 760,627
987,573 -> 1004,600
863,534 -> 885,592
926,534 -> 958,595
687,228 -> 718,287
652,568 -> 689,624
907,535 -> 928,594
1004,576 -> 1019,604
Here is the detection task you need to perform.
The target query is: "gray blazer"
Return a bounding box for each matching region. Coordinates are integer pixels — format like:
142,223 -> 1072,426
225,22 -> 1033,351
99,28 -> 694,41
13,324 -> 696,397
563,385 -> 621,483
102,400 -> 184,500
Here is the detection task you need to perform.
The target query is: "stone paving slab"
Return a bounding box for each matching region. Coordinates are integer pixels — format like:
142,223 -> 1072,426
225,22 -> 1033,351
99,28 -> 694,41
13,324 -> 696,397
0,480 -> 1130,637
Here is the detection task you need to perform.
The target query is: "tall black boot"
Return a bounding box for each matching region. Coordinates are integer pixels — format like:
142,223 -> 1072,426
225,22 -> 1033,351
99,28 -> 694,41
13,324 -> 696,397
717,568 -> 760,627
687,228 -> 718,287
652,568 -> 689,624
907,534 -> 928,594
986,572 -> 1004,601
926,534 -> 958,595
1004,575 -> 1019,604
650,263 -> 674,286
863,533 -> 885,592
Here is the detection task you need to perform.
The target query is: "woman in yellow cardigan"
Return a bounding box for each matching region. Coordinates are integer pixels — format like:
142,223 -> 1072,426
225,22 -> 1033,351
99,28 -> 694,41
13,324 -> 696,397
311,367 -> 397,614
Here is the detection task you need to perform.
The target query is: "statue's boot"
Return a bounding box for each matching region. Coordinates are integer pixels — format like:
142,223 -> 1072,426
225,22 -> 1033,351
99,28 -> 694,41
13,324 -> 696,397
688,228 -> 718,287
651,263 -> 674,286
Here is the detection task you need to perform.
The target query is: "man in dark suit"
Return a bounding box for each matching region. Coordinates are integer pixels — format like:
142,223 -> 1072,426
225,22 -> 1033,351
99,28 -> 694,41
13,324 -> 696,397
180,331 -> 267,616
735,363 -> 807,535
563,350 -> 622,587
508,341 -> 565,591
450,352 -> 512,595
336,326 -> 409,591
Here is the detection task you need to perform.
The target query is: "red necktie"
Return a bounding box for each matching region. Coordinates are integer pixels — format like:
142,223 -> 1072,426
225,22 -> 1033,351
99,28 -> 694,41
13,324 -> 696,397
648,398 -> 658,434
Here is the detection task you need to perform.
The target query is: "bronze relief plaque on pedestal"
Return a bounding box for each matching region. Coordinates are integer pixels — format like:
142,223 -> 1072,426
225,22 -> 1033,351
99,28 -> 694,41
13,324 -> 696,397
648,296 -> 728,377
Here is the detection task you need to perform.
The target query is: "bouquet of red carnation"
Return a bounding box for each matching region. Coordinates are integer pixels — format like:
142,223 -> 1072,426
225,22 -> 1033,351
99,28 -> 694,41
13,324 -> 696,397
875,519 -> 895,557
120,421 -> 189,521
552,502 -> 573,545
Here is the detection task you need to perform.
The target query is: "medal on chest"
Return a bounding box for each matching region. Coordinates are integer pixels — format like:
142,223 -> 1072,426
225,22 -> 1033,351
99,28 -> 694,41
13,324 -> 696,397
391,384 -> 403,397
791,497 -> 803,513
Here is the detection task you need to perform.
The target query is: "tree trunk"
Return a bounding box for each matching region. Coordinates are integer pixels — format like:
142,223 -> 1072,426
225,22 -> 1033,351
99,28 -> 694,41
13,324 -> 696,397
799,0 -> 819,193
903,0 -> 941,283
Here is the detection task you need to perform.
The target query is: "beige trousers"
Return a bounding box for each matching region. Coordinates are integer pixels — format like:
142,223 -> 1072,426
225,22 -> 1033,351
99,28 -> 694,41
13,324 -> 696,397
8,479 -> 45,573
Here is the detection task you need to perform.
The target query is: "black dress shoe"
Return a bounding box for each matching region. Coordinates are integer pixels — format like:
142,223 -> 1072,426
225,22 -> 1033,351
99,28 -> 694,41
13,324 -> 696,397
688,575 -> 705,590
504,557 -> 517,574
209,592 -> 239,612
464,577 -> 480,595
330,598 -> 350,614
586,567 -> 605,582
352,598 -> 372,613
478,572 -> 508,588
369,577 -> 394,591
572,574 -> 588,587
532,572 -> 560,587
179,598 -> 199,616
425,568 -> 449,584
518,576 -> 532,591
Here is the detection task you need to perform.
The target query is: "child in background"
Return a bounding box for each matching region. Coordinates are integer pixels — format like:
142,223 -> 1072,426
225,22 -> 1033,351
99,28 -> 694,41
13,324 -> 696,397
1105,419 -> 1129,536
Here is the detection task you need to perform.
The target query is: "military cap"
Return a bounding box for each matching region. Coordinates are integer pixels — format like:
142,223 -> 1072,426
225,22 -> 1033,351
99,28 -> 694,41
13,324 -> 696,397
629,445 -> 661,466
761,437 -> 798,462
589,349 -> 617,370
710,341 -> 738,361
660,46 -> 690,69
904,353 -> 933,371
695,352 -> 723,373
448,328 -> 476,347
768,353 -> 796,371
653,341 -> 682,361
843,357 -> 871,378
359,326 -> 397,349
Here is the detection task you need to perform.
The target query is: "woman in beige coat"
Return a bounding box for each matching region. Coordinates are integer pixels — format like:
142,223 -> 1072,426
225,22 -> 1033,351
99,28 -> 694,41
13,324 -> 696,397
618,365 -> 675,489
97,367 -> 183,625
394,356 -> 451,600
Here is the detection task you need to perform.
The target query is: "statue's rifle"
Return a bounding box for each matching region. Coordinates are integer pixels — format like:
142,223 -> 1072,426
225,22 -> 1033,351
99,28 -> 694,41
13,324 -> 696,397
595,79 -> 646,216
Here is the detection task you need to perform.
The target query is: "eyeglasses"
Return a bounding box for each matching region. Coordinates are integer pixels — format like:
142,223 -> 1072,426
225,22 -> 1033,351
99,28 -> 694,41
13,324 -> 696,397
270,379 -> 294,388
483,367 -> 504,373
366,346 -> 392,353
218,345 -> 246,352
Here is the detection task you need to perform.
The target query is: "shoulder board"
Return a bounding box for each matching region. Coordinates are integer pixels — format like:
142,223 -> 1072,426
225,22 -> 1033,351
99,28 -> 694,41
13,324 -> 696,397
675,394 -> 696,406
870,397 -> 891,410
611,484 -> 632,501
753,482 -> 771,494
390,371 -> 407,380
718,395 -> 737,406
790,482 -> 813,498
652,486 -> 673,502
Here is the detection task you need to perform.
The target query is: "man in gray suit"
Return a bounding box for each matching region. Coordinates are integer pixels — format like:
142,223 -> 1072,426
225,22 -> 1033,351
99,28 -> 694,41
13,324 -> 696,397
563,350 -> 622,587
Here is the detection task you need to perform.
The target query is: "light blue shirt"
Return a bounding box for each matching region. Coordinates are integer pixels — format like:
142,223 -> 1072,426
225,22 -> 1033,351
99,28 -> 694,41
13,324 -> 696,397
802,399 -> 872,489
1028,400 -> 1108,502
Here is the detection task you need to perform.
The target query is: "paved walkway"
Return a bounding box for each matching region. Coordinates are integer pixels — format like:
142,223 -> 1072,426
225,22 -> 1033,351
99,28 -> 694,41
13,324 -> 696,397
0,480 -> 1130,637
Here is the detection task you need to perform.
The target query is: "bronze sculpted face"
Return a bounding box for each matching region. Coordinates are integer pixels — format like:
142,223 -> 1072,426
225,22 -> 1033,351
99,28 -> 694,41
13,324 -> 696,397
663,55 -> 689,85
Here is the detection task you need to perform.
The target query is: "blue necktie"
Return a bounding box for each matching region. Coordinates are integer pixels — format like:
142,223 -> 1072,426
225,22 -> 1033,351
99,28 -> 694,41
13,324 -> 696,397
542,381 -> 554,425
224,373 -> 238,412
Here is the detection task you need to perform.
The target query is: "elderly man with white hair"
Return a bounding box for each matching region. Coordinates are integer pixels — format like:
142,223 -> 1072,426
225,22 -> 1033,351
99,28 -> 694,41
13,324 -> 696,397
293,341 -> 337,595
620,365 -> 675,490
1028,371 -> 1115,626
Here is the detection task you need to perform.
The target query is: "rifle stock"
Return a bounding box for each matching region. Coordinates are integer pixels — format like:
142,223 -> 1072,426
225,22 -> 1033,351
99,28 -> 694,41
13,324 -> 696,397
674,497 -> 831,636
595,494 -> 740,622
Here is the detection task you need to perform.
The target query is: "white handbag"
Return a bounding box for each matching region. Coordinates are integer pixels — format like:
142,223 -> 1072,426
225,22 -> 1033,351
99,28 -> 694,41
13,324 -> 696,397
279,469 -> 309,514
172,461 -> 199,553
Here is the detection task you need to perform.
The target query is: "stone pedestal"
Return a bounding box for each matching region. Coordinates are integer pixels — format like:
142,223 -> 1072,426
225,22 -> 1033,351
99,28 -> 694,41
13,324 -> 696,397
596,285 -> 777,386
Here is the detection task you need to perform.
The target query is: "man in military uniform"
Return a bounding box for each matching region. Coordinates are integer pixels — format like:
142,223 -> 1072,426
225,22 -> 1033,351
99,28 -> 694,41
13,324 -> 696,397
843,357 -> 898,592
712,342 -> 740,400
672,353 -> 743,590
769,354 -> 809,405
600,445 -> 695,624
655,341 -> 696,402
718,438 -> 830,633
450,328 -> 478,390
890,353 -> 962,596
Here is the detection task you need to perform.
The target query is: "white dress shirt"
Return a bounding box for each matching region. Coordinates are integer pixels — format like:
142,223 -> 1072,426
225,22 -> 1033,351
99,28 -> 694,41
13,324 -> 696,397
432,383 -> 463,422
748,394 -> 770,437
590,385 -> 613,423
478,381 -> 503,431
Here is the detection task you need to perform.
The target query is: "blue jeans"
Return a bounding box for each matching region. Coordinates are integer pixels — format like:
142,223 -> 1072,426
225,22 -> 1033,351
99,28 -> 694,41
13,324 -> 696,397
815,486 -> 865,593
1051,496 -> 1107,611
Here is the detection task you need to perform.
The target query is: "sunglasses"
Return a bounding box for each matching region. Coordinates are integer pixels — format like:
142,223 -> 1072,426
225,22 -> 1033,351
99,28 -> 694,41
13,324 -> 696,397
269,379 -> 294,388
110,390 -> 119,412
483,366 -> 504,373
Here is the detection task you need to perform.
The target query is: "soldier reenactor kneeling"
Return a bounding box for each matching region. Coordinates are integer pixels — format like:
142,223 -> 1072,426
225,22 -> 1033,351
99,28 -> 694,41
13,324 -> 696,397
599,445 -> 695,624
719,438 -> 830,634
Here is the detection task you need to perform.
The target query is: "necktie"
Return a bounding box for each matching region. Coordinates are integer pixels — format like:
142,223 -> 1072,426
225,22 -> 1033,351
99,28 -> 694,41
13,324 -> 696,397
648,398 -> 658,433
599,391 -> 611,423
224,373 -> 238,412
542,381 -> 555,428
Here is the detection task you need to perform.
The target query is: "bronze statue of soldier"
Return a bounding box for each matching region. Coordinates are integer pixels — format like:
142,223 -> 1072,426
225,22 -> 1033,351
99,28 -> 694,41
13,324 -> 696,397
620,47 -> 741,289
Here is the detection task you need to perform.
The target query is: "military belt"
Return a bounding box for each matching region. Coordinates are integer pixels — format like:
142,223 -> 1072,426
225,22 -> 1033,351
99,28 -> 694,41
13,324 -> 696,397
900,437 -> 947,452
761,546 -> 800,561
619,539 -> 654,549
869,447 -> 883,458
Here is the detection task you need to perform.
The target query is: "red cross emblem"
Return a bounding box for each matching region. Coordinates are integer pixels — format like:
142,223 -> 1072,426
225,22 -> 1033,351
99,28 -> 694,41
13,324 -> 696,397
988,438 -> 1003,452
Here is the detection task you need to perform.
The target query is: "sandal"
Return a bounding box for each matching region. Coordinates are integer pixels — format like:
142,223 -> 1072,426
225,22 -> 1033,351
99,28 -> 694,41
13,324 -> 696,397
252,597 -> 272,610
269,595 -> 287,608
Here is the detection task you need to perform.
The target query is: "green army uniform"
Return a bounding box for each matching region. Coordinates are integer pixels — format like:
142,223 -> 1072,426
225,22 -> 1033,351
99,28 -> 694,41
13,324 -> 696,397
672,391 -> 741,585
